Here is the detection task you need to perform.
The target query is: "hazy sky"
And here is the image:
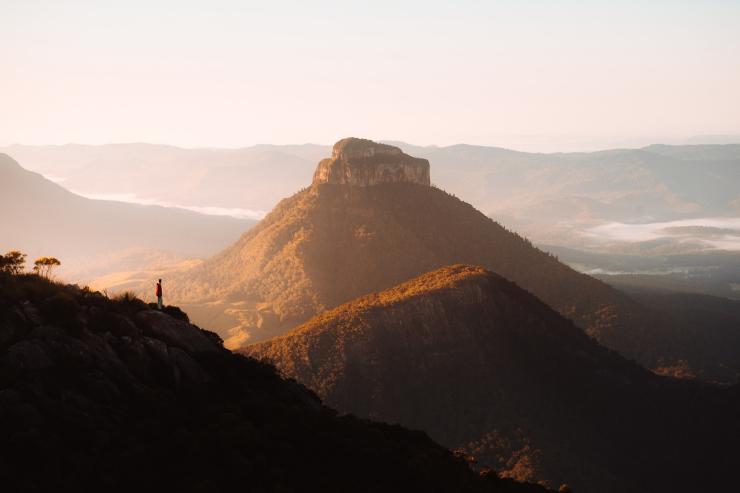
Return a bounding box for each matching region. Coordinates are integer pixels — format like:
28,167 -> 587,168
3,0 -> 739,151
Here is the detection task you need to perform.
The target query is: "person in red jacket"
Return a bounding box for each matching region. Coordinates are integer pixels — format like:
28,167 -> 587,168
156,279 -> 163,310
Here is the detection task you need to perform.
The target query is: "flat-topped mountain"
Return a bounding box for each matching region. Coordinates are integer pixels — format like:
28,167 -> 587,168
313,138 -> 431,186
0,271 -> 550,493
168,138 -> 716,379
247,265 -> 740,493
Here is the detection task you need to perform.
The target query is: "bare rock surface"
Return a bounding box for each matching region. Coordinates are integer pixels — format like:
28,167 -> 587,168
136,310 -> 220,355
313,137 -> 430,187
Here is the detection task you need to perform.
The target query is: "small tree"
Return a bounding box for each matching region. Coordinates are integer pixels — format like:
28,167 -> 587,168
33,256 -> 61,278
0,250 -> 27,274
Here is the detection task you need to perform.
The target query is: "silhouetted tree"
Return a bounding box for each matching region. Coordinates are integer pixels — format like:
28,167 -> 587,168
0,250 -> 27,275
33,257 -> 61,278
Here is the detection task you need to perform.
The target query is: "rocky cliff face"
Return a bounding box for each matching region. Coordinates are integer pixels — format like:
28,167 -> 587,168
312,138 -> 430,187
0,272 -> 549,493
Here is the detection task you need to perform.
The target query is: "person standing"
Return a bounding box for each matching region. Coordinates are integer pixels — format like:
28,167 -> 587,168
156,279 -> 163,310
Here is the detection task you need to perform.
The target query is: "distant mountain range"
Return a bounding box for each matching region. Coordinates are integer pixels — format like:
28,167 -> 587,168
394,142 -> 740,251
4,141 -> 738,253
247,264 -> 740,493
0,153 -> 254,284
1,143 -> 327,220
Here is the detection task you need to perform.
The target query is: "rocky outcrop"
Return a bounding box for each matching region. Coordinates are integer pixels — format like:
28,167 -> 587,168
135,310 -> 220,355
312,138 -> 430,187
1,297 -> 225,392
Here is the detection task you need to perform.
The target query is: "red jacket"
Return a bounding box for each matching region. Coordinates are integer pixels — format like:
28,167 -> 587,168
156,282 -> 162,297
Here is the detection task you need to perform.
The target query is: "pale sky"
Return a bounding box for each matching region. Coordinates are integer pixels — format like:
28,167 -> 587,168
3,0 -> 740,151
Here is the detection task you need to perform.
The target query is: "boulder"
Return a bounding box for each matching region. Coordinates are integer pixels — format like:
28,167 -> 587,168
109,313 -> 143,337
19,301 -> 42,325
136,310 -> 221,355
4,340 -> 53,372
170,347 -> 210,384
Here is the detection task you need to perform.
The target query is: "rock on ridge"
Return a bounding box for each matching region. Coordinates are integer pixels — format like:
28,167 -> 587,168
312,137 -> 431,187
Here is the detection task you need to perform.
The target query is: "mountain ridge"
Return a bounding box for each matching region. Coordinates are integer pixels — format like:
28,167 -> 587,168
0,271 -> 551,492
246,264 -> 740,493
6,141 -> 738,254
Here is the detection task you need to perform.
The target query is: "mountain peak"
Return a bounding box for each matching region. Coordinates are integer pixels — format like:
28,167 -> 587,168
312,137 -> 430,187
330,137 -> 401,159
353,264 -> 493,307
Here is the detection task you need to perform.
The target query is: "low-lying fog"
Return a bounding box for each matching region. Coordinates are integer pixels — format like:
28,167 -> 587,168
586,217 -> 740,251
71,191 -> 267,221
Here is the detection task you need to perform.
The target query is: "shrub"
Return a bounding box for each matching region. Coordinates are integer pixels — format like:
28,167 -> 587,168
114,291 -> 140,303
0,251 -> 26,275
33,257 -> 61,278
113,291 -> 148,314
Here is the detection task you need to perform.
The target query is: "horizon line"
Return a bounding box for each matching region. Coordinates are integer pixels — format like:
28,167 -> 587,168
3,134 -> 740,155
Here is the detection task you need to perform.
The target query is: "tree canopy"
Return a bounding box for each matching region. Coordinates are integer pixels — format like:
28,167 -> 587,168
0,251 -> 27,275
33,256 -> 61,278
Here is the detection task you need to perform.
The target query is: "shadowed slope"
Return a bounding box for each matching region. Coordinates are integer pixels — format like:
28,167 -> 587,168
247,265 -> 740,493
0,272 -> 550,493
